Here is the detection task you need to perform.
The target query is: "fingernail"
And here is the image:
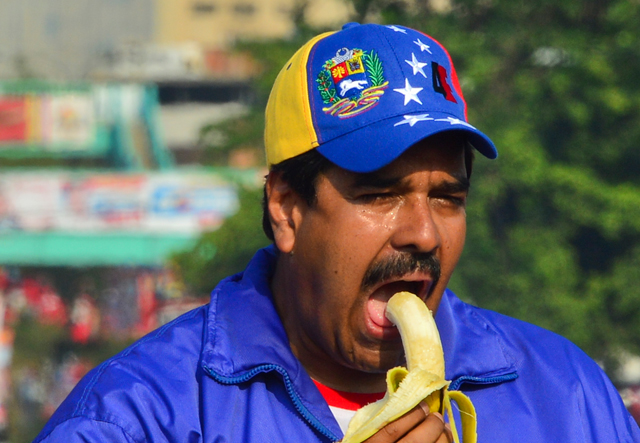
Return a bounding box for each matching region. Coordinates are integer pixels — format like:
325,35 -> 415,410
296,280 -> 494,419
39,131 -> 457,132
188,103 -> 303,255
444,423 -> 452,432
432,412 -> 445,423
418,400 -> 430,416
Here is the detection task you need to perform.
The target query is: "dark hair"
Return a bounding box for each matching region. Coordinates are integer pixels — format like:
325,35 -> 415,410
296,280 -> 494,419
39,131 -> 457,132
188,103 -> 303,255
262,149 -> 333,241
261,138 -> 476,241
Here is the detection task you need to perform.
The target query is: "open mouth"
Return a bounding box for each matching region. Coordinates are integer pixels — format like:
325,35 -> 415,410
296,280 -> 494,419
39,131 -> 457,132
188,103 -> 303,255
365,278 -> 432,339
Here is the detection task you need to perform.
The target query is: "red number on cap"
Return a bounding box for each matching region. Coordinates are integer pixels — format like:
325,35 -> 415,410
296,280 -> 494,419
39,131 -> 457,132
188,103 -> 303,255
432,62 -> 457,103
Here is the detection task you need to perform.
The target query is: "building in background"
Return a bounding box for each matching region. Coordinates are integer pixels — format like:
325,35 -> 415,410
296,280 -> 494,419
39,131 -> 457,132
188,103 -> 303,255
0,0 -> 350,82
0,0 -> 155,81
155,0 -> 351,49
0,0 -> 352,164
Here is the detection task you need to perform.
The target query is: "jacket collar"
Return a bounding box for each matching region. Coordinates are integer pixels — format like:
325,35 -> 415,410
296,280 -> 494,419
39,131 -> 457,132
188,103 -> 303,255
202,245 -> 300,379
201,245 -> 342,439
436,289 -> 518,385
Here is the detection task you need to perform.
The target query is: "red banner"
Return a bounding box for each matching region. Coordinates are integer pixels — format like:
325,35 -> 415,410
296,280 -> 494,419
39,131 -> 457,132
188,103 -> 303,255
0,99 -> 27,143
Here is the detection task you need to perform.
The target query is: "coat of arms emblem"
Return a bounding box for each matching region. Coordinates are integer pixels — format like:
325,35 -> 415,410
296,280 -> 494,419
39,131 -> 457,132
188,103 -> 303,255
316,48 -> 389,119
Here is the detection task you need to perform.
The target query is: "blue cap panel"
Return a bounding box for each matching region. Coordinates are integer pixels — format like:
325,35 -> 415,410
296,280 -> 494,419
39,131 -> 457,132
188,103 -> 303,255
307,23 -> 497,172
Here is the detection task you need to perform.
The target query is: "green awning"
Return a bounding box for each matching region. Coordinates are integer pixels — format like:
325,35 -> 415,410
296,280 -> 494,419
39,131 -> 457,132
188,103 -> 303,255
0,232 -> 198,267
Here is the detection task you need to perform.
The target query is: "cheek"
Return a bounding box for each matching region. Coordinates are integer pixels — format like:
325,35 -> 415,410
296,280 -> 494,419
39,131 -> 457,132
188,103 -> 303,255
440,216 -> 467,272
311,209 -> 393,296
324,216 -> 384,278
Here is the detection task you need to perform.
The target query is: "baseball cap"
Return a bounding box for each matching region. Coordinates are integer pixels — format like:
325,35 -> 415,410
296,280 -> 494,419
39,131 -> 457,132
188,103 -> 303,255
264,22 -> 497,173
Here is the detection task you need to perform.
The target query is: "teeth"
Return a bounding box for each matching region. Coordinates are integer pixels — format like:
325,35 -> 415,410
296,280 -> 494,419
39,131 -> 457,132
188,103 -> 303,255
340,292 -> 477,443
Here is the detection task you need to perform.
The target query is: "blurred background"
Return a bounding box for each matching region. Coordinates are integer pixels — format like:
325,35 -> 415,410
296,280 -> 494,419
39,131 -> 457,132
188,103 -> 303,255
0,0 -> 640,440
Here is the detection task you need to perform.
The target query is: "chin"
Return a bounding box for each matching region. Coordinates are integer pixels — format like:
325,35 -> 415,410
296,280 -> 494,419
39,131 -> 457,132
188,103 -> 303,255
355,349 -> 405,374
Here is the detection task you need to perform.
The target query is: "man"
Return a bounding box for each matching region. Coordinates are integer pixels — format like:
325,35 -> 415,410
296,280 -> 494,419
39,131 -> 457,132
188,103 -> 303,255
35,23 -> 639,442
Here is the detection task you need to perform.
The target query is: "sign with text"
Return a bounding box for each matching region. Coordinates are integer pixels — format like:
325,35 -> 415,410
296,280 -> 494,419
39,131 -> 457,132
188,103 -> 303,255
0,171 -> 238,234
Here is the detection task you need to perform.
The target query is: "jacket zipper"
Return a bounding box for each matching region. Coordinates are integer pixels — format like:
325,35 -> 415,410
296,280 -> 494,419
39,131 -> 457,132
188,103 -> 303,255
204,364 -> 340,442
449,372 -> 518,391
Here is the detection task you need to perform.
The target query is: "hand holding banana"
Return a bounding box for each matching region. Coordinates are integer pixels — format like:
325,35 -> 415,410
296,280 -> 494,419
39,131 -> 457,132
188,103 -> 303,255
340,292 -> 477,443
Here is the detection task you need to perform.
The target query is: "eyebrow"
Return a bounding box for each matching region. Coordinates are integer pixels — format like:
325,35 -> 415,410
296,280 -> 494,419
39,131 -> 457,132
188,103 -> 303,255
352,172 -> 403,190
352,171 -> 470,193
434,175 -> 470,194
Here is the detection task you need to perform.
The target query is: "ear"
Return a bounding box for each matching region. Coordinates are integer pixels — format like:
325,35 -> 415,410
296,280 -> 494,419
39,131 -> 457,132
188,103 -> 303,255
265,172 -> 304,254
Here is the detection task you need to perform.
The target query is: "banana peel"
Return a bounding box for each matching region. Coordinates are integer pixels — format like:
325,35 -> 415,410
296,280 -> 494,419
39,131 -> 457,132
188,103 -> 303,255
340,292 -> 477,443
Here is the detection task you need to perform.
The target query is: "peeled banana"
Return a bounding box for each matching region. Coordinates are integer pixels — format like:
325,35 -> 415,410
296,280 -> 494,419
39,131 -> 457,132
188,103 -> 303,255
340,292 -> 477,443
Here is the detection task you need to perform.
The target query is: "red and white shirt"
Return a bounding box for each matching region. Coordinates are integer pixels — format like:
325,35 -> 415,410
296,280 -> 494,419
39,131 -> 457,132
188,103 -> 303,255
313,380 -> 385,433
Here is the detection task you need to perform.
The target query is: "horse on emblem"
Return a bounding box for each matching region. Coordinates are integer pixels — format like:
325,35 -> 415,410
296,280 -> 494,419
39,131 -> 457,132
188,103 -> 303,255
339,79 -> 369,97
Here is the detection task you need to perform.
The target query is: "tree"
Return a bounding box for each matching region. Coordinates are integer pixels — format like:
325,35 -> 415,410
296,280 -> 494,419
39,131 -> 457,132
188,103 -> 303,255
172,188 -> 270,296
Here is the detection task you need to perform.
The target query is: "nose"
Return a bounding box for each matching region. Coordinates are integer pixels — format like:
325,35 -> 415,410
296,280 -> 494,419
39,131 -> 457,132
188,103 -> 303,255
390,197 -> 441,255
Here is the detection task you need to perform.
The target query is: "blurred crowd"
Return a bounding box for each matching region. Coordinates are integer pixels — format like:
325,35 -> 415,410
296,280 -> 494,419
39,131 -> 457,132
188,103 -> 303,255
0,265 -> 207,439
0,265 -> 193,341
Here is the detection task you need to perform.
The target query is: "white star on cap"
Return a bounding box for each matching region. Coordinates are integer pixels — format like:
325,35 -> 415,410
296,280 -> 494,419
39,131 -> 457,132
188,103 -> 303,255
414,38 -> 432,54
394,79 -> 423,105
394,114 -> 434,127
405,53 -> 428,78
394,78 -> 422,106
387,25 -> 407,33
435,117 -> 474,128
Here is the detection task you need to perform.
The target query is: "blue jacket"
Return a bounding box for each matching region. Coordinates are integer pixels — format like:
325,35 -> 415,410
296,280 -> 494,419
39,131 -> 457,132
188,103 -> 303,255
35,246 -> 640,442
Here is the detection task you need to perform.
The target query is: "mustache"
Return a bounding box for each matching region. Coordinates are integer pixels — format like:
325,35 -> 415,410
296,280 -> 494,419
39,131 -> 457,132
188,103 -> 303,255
361,252 -> 441,293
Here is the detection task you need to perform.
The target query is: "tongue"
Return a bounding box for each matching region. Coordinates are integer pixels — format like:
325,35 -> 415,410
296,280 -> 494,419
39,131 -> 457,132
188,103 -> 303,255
367,296 -> 396,327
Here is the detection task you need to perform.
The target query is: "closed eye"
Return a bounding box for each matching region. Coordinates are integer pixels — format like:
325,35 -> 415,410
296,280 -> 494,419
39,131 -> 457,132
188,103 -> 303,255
443,195 -> 467,206
431,177 -> 469,205
357,192 -> 397,203
430,190 -> 467,209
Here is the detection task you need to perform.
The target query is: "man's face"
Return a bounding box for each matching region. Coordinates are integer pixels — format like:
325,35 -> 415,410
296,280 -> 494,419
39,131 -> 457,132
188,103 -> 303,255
270,133 -> 469,391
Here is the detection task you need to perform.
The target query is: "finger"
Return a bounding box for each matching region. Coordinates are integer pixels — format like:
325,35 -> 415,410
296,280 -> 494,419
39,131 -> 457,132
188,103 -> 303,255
364,402 -> 429,442
435,431 -> 451,443
397,412 -> 446,443
434,422 -> 453,443
443,423 -> 453,442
